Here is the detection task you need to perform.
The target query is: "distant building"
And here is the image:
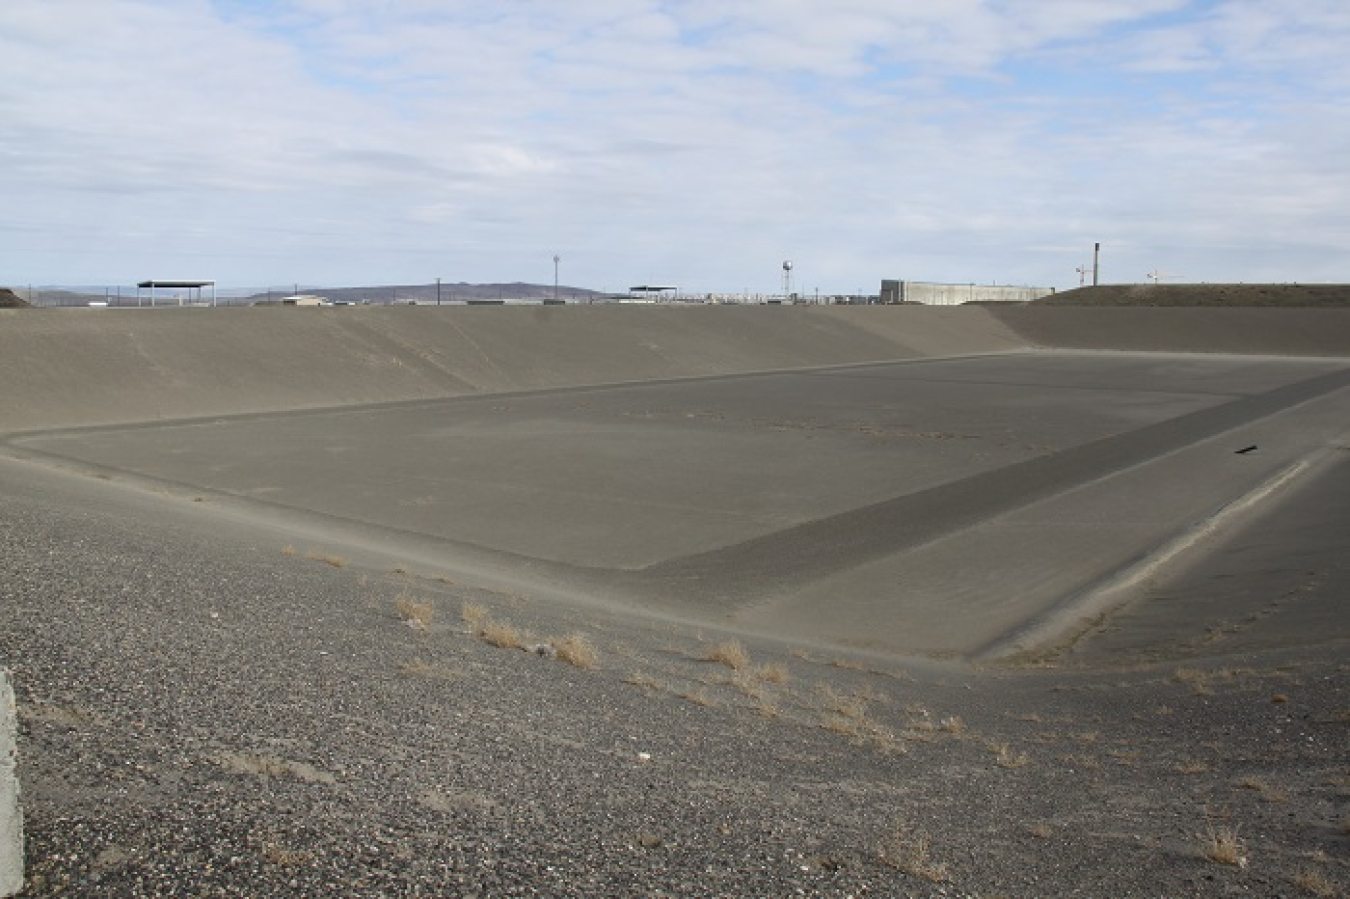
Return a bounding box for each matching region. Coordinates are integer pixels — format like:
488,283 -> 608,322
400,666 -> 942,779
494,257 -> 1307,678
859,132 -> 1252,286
253,295 -> 329,306
880,280 -> 1054,305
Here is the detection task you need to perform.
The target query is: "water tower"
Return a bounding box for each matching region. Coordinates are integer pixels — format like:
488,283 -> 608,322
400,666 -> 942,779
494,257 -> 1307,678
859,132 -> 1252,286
782,260 -> 793,301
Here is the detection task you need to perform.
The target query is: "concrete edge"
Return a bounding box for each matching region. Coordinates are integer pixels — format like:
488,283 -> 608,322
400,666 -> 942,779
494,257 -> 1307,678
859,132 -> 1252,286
977,459 -> 1319,665
0,668 -> 22,897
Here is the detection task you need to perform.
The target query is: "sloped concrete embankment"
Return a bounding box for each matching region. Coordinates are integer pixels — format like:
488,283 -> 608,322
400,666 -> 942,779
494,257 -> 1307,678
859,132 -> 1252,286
989,306 -> 1350,356
4,304 -> 1348,436
0,305 -> 1027,433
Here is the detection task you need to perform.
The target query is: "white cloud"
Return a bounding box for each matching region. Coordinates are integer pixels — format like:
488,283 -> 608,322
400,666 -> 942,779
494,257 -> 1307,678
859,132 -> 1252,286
1,0 -> 1347,289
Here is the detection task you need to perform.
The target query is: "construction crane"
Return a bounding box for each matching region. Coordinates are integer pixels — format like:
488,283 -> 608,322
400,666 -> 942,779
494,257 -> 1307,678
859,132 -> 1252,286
1075,264 -> 1092,287
1147,270 -> 1184,284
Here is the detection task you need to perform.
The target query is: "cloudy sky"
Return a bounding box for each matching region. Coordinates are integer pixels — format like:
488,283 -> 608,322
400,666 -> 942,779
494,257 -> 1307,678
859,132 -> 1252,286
3,1 -> 1348,294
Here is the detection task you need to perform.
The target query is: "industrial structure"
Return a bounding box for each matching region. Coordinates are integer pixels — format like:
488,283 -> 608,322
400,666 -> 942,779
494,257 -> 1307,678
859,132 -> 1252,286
879,280 -> 1055,305
136,279 -> 217,306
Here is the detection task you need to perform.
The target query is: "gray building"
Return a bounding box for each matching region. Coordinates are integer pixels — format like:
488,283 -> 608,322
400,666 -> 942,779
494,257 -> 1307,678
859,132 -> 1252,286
880,280 -> 1054,305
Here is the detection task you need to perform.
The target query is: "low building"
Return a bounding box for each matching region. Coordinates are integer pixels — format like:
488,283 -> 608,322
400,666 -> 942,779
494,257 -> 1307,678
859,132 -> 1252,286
880,280 -> 1054,305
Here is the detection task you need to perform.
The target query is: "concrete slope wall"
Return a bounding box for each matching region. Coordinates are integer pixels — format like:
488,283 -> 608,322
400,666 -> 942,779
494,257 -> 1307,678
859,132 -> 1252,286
0,305 -> 1026,433
989,306 -> 1350,356
6,304 -> 1346,435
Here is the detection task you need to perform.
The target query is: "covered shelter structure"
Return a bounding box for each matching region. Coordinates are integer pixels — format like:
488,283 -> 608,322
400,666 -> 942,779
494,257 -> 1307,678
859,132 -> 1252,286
627,285 -> 678,302
136,280 -> 217,307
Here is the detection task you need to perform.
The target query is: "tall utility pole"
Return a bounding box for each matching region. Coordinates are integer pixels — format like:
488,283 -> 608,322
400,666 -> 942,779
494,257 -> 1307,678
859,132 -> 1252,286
1092,243 -> 1101,286
553,255 -> 561,301
436,277 -> 441,305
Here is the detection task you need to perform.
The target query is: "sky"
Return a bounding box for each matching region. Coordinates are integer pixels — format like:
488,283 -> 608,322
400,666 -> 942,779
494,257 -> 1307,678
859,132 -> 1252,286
3,0 -> 1348,295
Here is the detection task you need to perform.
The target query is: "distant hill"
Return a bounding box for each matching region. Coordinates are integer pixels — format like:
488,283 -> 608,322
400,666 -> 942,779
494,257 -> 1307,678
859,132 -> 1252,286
1036,284 -> 1350,307
9,282 -> 606,307
0,288 -> 31,308
245,282 -> 604,304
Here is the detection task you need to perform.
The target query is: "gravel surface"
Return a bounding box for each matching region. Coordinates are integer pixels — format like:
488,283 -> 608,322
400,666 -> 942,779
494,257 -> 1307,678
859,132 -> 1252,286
2,460 -> 1347,897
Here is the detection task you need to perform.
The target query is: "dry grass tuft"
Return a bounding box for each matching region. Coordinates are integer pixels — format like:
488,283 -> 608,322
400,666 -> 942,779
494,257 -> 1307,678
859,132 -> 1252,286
878,829 -> 949,883
729,673 -> 768,701
1176,759 -> 1211,774
754,662 -> 790,684
821,714 -> 862,736
395,595 -> 435,631
992,742 -> 1030,769
281,544 -> 297,556
1027,822 -> 1053,839
1200,825 -> 1246,867
477,618 -> 526,650
553,633 -> 599,670
753,697 -> 781,718
939,716 -> 966,734
1293,867 -> 1337,897
819,685 -> 869,720
623,671 -> 662,691
460,601 -> 488,627
706,639 -> 749,670
305,551 -> 346,568
679,687 -> 713,707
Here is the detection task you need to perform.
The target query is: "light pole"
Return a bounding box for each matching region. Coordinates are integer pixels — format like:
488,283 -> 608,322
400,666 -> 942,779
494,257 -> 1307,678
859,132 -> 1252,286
553,254 -> 561,302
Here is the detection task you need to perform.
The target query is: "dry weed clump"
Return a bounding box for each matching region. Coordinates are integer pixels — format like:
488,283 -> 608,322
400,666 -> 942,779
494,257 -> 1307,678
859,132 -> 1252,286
460,601 -> 488,628
552,633 -> 599,670
818,685 -> 869,720
754,662 -> 790,684
991,742 -> 1030,769
305,551 -> 347,568
753,697 -> 781,718
395,595 -> 435,631
729,673 -> 768,701
623,671 -> 662,691
706,639 -> 750,670
477,618 -> 527,650
1200,825 -> 1246,867
1293,867 -> 1337,897
878,829 -> 949,883
679,687 -> 713,707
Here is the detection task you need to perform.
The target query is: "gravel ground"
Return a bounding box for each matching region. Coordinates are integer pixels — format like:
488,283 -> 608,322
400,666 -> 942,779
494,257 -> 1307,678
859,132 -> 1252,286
2,461 -> 1348,897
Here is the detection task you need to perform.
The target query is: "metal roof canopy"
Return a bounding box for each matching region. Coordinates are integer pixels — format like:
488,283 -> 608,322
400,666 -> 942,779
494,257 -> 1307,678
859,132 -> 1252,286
628,285 -> 678,300
136,279 -> 217,307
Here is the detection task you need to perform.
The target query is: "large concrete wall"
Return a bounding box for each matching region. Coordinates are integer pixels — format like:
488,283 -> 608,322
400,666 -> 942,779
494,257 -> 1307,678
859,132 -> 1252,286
2,304 -> 1348,435
0,304 -> 1027,433
880,280 -> 1055,305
